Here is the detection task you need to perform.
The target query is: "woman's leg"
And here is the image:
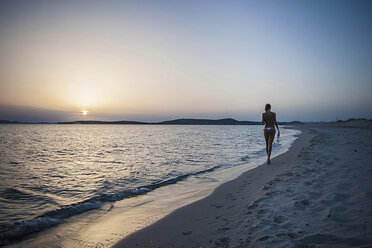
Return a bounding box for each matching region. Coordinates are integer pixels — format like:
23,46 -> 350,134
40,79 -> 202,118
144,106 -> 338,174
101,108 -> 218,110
267,131 -> 275,164
264,130 -> 269,163
264,130 -> 269,154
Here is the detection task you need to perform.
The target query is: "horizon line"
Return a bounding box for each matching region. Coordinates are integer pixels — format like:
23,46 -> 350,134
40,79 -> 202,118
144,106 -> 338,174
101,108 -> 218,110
0,117 -> 352,125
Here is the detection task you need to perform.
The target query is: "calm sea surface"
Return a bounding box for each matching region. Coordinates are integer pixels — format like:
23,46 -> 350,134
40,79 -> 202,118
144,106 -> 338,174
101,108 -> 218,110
0,124 -> 299,244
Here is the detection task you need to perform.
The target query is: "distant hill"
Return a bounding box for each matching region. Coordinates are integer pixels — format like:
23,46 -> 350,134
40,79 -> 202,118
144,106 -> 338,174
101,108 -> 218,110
60,119 -> 304,125
278,121 -> 304,125
0,120 -> 19,124
337,118 -> 371,123
59,120 -> 147,125
0,120 -> 53,124
58,118 -> 261,125
1,118 -> 304,125
157,118 -> 260,125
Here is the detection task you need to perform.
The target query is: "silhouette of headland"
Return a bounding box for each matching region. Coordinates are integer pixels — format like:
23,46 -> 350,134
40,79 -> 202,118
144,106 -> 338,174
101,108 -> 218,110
53,118 -> 301,125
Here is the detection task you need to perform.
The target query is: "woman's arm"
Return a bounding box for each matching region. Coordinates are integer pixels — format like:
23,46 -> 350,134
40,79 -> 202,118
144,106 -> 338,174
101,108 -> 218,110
274,113 -> 280,136
262,113 -> 265,125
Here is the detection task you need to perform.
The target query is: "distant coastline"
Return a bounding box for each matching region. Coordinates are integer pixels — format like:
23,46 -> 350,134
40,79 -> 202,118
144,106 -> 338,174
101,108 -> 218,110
1,117 -> 369,125
0,118 -> 306,125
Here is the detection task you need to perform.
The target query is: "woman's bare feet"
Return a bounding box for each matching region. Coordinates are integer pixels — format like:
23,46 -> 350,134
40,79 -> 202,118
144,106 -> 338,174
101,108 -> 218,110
267,158 -> 271,165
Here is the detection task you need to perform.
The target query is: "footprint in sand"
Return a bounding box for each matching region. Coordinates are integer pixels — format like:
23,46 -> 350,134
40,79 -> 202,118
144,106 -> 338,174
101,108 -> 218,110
273,215 -> 287,224
304,180 -> 314,185
214,237 -> 231,247
295,199 -> 311,206
258,235 -> 271,241
211,203 -> 224,208
247,202 -> 259,210
182,231 -> 192,236
287,231 -> 303,239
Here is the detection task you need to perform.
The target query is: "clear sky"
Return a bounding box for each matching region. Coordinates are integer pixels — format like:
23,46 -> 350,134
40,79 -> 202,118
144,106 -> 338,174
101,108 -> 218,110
0,0 -> 371,122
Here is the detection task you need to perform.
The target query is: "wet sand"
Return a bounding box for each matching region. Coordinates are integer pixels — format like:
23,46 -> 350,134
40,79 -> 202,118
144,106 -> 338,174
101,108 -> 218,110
114,122 -> 372,247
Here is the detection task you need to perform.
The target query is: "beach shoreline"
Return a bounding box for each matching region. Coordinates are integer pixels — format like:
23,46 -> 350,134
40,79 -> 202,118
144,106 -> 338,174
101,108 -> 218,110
113,122 -> 372,247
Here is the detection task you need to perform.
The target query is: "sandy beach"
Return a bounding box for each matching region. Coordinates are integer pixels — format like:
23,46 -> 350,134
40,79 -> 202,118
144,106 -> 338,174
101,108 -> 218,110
114,122 -> 372,248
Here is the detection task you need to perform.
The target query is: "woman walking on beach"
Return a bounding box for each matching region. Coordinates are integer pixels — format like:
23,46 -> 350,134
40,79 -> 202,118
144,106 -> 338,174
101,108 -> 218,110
262,104 -> 280,165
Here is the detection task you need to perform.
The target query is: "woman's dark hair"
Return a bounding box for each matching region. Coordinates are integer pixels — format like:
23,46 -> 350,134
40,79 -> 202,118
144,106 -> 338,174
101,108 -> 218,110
265,103 -> 271,111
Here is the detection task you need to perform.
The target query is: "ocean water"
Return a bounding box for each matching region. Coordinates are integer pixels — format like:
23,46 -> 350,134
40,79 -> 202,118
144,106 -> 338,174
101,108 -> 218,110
0,124 -> 299,245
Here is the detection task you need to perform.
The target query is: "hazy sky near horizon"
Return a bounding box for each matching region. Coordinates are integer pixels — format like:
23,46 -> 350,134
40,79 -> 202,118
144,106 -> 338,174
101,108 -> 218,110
0,0 -> 371,122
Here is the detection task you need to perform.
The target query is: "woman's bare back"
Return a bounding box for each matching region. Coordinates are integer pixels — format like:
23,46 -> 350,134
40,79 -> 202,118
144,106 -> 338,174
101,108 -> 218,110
262,111 -> 277,128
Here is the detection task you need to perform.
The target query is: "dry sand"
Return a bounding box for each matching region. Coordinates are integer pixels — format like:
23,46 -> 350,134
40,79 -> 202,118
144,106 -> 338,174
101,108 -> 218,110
114,122 -> 372,248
